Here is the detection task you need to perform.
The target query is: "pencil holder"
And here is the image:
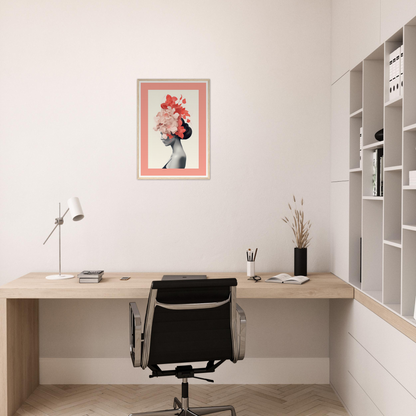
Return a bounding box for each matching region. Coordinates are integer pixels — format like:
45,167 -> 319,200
414,296 -> 416,320
247,261 -> 255,277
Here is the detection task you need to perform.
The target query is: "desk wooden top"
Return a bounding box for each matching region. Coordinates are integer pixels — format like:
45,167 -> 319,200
0,272 -> 353,299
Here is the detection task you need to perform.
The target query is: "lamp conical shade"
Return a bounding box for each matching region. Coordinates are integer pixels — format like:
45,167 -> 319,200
67,197 -> 84,221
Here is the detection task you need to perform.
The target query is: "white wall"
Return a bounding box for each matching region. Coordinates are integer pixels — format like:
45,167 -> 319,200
0,0 -> 332,381
331,0 -> 416,81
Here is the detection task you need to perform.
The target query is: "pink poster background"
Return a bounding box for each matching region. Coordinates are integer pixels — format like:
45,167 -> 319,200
139,82 -> 208,177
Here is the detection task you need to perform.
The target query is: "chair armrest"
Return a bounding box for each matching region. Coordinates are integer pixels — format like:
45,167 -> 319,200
236,303 -> 246,360
129,302 -> 142,368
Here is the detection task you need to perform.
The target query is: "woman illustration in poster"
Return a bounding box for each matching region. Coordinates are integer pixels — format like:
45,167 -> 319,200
154,94 -> 192,169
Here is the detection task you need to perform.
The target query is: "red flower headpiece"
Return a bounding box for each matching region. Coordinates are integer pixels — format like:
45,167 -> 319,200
154,95 -> 191,139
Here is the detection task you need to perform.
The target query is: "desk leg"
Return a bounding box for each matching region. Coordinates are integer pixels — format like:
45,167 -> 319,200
0,299 -> 39,416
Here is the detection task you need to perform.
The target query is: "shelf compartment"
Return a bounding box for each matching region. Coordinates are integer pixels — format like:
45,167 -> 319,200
364,290 -> 383,303
402,131 -> 416,186
363,58 -> 383,148
350,63 -> 363,114
384,106 -> 403,168
350,117 -> 363,170
383,244 -> 401,307
384,303 -> 401,314
349,171 -> 362,287
362,199 -> 383,293
384,170 -> 402,242
403,180 -> 416,228
362,145 -> 384,198
402,230 -> 416,316
403,25 -> 416,128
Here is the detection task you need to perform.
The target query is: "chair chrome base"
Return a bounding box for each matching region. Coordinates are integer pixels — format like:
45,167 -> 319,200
129,397 -> 236,415
129,391 -> 236,416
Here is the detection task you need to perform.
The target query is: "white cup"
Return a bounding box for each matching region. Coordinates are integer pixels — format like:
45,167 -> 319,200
413,296 -> 416,320
247,261 -> 255,277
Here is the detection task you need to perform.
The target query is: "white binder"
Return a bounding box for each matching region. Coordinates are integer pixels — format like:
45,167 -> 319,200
389,51 -> 394,100
390,47 -> 401,100
400,44 -> 404,97
359,127 -> 363,169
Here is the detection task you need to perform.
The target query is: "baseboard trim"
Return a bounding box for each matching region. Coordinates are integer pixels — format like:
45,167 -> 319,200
40,357 -> 329,384
330,382 -> 353,416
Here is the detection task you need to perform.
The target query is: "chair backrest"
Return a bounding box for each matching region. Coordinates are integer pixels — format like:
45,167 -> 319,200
141,278 -> 238,368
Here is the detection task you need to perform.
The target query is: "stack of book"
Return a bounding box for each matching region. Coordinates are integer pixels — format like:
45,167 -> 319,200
409,171 -> 416,187
78,270 -> 104,283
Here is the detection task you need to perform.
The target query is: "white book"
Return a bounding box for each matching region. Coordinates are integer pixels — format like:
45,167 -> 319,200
78,270 -> 104,278
372,150 -> 378,196
79,277 -> 102,283
266,273 -> 310,285
380,154 -> 383,196
400,44 -> 404,96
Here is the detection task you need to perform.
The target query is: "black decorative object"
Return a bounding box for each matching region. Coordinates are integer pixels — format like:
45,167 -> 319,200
294,248 -> 307,276
375,128 -> 383,141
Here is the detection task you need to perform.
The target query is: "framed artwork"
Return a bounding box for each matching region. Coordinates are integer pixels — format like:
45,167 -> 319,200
137,79 -> 210,179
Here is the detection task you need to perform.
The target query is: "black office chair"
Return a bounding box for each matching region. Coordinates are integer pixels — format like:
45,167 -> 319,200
129,278 -> 246,416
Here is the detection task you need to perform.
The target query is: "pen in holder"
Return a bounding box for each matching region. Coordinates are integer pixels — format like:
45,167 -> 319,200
246,248 -> 260,281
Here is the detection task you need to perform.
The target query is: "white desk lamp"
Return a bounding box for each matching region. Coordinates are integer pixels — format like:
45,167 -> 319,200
43,197 -> 84,280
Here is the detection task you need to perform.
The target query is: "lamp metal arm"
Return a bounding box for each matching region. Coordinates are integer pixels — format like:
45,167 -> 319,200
43,208 -> 70,245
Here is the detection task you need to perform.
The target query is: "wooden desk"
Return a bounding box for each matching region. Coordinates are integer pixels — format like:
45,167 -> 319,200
0,272 -> 352,416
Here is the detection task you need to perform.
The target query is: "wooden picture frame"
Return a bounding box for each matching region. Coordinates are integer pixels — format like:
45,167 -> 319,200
137,79 -> 210,179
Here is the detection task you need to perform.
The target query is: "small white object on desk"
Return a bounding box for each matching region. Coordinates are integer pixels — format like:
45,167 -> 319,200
246,248 -> 258,277
414,296 -> 416,321
266,273 -> 310,285
247,261 -> 255,277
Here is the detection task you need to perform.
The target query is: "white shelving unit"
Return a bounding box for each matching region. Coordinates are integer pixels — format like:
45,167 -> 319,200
349,18 -> 416,327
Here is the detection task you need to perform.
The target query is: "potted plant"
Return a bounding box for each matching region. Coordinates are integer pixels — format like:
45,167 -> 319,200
282,196 -> 312,276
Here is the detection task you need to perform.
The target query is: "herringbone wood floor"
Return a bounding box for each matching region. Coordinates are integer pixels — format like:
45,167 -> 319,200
15,384 -> 349,416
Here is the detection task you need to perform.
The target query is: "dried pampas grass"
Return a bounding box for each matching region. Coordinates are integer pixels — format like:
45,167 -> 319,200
282,195 -> 312,248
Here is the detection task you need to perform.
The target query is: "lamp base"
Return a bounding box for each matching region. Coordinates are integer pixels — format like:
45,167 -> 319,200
46,274 -> 74,280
